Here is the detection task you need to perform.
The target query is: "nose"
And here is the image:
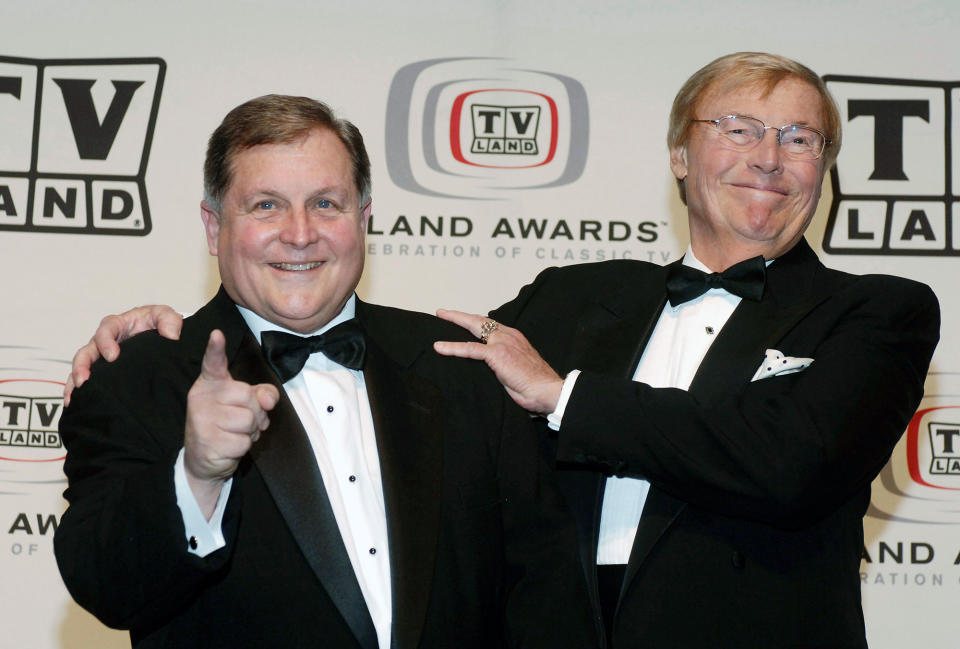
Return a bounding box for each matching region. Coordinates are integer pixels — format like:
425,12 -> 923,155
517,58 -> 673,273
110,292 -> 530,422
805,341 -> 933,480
747,128 -> 783,174
278,206 -> 320,248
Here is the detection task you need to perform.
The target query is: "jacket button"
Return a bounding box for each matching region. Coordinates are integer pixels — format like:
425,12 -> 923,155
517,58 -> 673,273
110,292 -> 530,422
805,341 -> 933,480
732,550 -> 745,570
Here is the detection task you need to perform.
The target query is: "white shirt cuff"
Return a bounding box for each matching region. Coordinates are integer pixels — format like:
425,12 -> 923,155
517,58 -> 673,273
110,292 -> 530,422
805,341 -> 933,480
174,447 -> 231,557
546,369 -> 581,431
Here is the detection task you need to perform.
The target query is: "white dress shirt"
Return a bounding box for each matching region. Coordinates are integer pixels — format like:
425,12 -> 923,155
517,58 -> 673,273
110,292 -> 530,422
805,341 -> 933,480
174,295 -> 393,649
548,247 -> 753,565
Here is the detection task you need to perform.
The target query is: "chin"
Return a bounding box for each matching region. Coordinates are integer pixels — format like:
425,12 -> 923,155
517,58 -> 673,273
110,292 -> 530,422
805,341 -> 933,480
265,299 -> 322,323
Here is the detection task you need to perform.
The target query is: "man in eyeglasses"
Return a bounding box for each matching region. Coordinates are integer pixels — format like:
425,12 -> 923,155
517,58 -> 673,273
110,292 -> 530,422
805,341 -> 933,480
432,51 -> 940,647
66,53 -> 939,647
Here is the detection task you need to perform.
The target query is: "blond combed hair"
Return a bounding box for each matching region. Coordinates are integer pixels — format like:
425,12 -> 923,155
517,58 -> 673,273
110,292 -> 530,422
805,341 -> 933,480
667,52 -> 842,203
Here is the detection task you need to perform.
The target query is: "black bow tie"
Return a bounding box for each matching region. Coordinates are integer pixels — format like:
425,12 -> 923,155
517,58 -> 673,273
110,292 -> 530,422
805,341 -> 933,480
260,319 -> 366,383
665,255 -> 767,307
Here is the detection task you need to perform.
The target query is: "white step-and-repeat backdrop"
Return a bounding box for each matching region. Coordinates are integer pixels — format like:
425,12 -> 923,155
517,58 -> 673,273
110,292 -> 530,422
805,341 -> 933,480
2,1 -> 957,647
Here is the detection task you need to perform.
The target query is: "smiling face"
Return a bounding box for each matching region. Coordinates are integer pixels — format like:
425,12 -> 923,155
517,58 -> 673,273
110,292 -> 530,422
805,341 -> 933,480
201,128 -> 371,333
670,78 -> 827,271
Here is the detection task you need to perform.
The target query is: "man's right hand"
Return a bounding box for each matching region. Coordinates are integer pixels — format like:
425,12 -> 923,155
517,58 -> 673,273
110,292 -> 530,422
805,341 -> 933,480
184,330 -> 279,518
65,305 -> 183,406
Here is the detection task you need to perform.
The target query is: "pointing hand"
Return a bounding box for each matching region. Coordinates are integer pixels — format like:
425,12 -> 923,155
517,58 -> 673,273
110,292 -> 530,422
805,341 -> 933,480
183,330 -> 280,518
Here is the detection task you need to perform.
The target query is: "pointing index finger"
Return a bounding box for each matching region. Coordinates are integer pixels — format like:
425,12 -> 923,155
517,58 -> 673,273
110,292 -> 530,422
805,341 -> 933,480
200,330 -> 231,382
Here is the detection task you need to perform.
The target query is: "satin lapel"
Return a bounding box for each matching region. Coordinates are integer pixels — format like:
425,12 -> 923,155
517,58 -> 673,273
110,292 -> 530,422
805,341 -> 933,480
622,241 -> 830,600
362,334 -> 442,649
688,240 -> 829,405
621,487 -> 685,599
687,300 -> 814,405
231,328 -> 378,649
564,264 -> 693,614
567,265 -> 668,376
589,261 -> 690,601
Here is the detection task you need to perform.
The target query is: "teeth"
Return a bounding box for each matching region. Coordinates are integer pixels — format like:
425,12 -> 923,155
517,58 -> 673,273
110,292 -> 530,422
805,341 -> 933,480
271,262 -> 322,271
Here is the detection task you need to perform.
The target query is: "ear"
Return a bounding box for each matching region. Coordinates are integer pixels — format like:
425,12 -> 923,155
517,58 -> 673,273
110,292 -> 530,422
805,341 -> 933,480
200,201 -> 221,256
359,199 -> 372,232
669,145 -> 688,181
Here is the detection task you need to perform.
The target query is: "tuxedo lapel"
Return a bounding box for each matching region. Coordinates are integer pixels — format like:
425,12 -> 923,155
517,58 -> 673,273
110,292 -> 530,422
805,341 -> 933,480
583,263 -> 689,604
621,240 -> 830,600
358,303 -> 443,649
201,290 -> 378,649
688,239 -> 829,405
568,266 -> 668,376
620,487 -> 685,598
687,297 -> 818,405
561,266 -> 693,625
565,269 -> 669,547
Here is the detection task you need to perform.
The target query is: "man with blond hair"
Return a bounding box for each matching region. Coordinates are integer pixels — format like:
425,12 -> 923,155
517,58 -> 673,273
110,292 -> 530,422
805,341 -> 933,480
431,51 -> 939,647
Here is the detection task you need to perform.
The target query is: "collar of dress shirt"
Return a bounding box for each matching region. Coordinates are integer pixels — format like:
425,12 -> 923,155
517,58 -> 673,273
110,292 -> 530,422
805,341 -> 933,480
237,294 -> 357,343
682,245 -> 776,272
681,244 -> 713,272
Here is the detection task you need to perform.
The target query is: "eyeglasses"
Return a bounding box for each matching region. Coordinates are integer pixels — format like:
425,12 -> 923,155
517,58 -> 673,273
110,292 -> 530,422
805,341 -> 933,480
690,115 -> 831,160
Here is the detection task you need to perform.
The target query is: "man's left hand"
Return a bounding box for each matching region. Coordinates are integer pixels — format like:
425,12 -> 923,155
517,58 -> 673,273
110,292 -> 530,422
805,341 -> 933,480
434,309 -> 563,415
64,305 -> 183,406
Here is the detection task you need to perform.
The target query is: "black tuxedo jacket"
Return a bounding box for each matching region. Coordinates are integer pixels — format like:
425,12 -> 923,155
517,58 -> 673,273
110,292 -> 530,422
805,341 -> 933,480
54,288 -> 595,649
492,239 -> 940,648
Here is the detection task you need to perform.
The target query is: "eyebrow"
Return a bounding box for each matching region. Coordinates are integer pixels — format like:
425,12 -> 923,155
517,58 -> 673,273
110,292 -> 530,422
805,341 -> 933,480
242,185 -> 350,202
722,112 -> 820,128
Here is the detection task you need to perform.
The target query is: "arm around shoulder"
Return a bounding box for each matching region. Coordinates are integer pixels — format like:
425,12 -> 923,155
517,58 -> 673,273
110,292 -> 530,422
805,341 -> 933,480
54,348 -> 239,630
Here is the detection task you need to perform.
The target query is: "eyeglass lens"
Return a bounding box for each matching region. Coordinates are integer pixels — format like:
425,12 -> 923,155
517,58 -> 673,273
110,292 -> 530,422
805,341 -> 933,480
716,116 -> 824,159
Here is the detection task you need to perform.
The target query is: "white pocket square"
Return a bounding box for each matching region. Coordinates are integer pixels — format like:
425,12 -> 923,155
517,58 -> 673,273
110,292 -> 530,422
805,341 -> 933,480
750,349 -> 814,382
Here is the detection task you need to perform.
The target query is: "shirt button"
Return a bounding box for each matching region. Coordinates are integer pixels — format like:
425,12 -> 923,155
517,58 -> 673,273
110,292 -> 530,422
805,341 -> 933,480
326,405 -> 334,413
349,475 -> 357,483
188,536 -> 198,551
369,547 -> 377,555
732,550 -> 746,570
705,326 -> 715,335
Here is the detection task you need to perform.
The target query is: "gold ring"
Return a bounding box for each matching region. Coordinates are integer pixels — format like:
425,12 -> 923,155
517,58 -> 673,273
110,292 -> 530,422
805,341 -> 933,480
480,320 -> 499,343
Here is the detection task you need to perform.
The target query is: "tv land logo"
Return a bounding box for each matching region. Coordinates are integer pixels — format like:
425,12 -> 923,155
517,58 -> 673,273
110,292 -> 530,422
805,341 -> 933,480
907,407 -> 960,485
823,76 -> 959,256
929,423 -> 960,475
0,380 -> 64,464
385,57 -> 588,199
929,423 -> 960,476
0,55 -> 165,236
466,102 -> 542,158
869,395 -> 960,525
928,422 -> 959,474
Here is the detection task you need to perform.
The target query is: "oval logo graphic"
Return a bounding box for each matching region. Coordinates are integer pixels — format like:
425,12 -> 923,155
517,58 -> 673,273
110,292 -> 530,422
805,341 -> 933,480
906,405 -> 960,490
0,379 -> 66,463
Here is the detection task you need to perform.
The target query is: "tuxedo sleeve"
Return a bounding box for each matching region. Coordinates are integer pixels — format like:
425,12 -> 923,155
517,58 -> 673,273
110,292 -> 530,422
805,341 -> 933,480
556,276 -> 939,528
495,265 -> 940,529
494,394 -> 599,648
53,352 -> 241,631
